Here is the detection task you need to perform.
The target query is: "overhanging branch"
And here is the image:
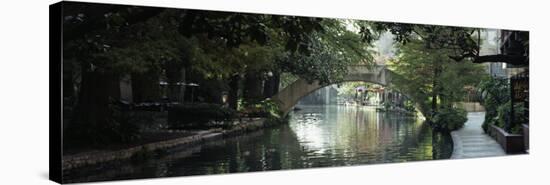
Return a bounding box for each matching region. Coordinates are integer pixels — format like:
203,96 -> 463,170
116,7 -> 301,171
472,54 -> 528,65
449,53 -> 527,66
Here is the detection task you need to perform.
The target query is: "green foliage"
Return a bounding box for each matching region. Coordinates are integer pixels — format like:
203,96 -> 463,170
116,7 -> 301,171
167,103 -> 237,129
357,22 -> 481,62
336,82 -> 375,98
403,100 -> 417,112
65,101 -> 142,148
279,73 -> 299,90
479,77 -> 527,134
277,20 -> 372,85
389,40 -> 439,116
382,101 -> 392,111
64,4 -> 373,100
389,39 -> 486,118
388,35 -> 486,132
494,101 -> 510,130
478,78 -> 511,132
439,61 -> 489,105
61,3 -> 435,149
278,46 -> 349,85
489,101 -> 527,134
431,107 -> 467,132
510,103 -> 528,134
239,99 -> 282,118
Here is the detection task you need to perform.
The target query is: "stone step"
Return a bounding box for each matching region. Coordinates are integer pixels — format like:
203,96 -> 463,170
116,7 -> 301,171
462,147 -> 505,153
462,153 -> 505,158
462,143 -> 501,148
450,112 -> 507,159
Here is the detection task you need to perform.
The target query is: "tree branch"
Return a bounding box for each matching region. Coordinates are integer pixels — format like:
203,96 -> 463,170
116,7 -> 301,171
448,53 -> 528,65
63,2 -> 164,43
472,54 -> 528,65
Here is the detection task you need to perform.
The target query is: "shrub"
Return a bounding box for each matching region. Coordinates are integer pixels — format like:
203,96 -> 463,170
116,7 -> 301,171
482,115 -> 498,133
383,101 -> 392,111
491,101 -> 527,134
64,100 -> 141,148
239,99 -> 282,118
167,103 -> 237,129
431,107 -> 467,132
109,105 -> 142,142
404,100 -> 416,112
477,78 -> 510,133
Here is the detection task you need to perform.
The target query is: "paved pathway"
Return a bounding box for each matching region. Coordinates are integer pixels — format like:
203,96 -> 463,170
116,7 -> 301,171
451,112 -> 506,159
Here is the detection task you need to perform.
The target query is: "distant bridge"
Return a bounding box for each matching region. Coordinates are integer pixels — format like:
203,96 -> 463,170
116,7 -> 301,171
272,65 -> 400,114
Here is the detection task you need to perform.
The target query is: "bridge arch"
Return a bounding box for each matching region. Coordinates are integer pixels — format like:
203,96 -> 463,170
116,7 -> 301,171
272,65 -> 416,115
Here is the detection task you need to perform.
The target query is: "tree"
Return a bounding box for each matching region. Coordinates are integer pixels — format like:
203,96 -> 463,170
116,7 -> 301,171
278,19 -> 373,85
63,6 -> 188,145
62,2 -> 354,145
358,22 -> 528,66
389,39 -> 487,123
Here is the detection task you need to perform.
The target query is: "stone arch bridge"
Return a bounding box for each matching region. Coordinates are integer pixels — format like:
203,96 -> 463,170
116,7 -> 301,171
272,65 -> 407,114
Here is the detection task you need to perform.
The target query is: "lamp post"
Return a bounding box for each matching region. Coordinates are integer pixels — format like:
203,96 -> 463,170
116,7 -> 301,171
221,91 -> 229,107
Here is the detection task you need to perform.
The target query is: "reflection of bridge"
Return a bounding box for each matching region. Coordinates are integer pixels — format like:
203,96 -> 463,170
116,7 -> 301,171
272,65 -> 401,114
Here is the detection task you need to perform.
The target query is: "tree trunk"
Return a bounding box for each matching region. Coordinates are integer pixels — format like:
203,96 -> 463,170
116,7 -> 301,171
132,71 -> 160,103
243,71 -> 263,103
263,79 -> 273,98
228,74 -> 241,110
108,74 -> 121,100
431,60 -> 442,119
165,64 -> 185,103
263,72 -> 280,98
69,68 -> 115,145
183,67 -> 187,103
272,72 -> 280,94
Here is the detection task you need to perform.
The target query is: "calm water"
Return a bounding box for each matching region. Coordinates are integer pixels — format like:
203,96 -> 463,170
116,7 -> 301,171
63,105 -> 453,183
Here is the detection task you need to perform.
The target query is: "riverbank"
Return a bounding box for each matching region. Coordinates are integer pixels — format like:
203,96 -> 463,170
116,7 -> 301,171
450,112 -> 505,159
62,117 -> 285,170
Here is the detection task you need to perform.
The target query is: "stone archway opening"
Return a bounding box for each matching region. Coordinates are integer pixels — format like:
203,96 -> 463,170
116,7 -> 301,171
271,65 -> 420,116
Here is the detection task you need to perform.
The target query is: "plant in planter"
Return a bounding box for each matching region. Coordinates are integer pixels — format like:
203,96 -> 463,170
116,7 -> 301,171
494,101 -> 527,134
478,78 -> 528,153
478,78 -> 510,133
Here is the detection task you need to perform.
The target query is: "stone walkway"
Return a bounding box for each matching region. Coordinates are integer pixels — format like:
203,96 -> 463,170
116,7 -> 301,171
451,112 -> 506,159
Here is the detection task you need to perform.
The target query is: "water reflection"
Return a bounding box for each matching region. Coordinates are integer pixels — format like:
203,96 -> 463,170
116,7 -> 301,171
63,105 -> 452,183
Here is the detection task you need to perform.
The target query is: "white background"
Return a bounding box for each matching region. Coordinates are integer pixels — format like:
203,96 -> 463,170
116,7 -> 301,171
0,0 -> 549,184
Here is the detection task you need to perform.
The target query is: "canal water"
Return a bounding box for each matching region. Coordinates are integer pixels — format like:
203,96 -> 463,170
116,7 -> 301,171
63,105 -> 453,183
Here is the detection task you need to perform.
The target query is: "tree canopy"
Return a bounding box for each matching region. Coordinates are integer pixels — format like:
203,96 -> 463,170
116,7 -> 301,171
358,22 -> 528,65
389,38 -> 487,123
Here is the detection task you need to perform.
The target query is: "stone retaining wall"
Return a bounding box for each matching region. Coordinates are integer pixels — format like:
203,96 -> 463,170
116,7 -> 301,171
454,102 -> 485,112
62,118 -> 275,170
